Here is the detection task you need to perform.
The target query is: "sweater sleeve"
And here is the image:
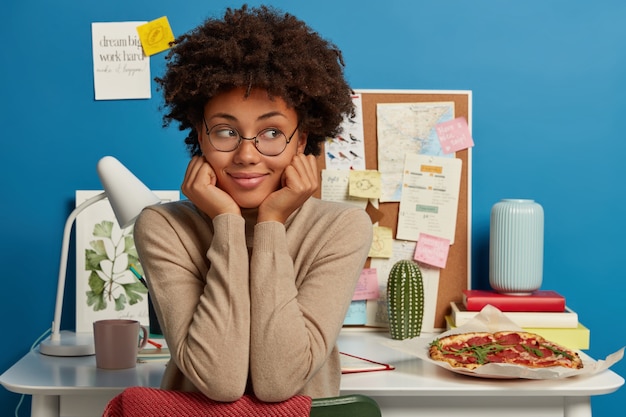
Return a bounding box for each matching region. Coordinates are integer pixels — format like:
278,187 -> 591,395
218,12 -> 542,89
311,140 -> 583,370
134,206 -> 250,402
248,205 -> 372,401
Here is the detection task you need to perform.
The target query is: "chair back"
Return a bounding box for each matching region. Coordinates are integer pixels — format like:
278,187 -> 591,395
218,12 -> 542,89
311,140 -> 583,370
102,387 -> 381,417
103,387 -> 311,416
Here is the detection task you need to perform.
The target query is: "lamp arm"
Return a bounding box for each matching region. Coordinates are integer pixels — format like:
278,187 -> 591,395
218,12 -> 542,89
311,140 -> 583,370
49,192 -> 107,341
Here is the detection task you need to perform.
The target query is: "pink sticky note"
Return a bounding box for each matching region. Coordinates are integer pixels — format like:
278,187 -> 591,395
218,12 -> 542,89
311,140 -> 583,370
352,268 -> 379,301
435,117 -> 474,154
414,233 -> 450,268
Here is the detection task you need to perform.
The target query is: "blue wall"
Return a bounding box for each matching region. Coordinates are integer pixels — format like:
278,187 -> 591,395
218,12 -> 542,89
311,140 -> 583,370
2,1 -> 625,415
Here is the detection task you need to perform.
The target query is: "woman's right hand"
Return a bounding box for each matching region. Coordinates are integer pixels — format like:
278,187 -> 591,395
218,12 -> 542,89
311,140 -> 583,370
181,156 -> 240,218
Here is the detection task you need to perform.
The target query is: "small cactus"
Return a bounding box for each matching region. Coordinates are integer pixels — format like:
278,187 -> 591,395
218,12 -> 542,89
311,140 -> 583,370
387,260 -> 424,340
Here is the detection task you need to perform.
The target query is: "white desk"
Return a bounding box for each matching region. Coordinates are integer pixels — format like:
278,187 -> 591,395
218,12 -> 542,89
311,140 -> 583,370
1,331 -> 623,417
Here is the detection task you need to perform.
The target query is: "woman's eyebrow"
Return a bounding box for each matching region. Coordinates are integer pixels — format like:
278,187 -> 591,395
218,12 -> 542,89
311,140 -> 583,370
256,111 -> 288,121
206,111 -> 289,123
207,110 -> 287,120
205,112 -> 237,122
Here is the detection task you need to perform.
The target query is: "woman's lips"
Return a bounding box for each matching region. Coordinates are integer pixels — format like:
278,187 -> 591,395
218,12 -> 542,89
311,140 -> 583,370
229,172 -> 267,188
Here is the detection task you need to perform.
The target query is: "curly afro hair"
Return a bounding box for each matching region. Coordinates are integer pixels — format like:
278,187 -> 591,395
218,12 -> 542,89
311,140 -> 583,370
156,4 -> 355,157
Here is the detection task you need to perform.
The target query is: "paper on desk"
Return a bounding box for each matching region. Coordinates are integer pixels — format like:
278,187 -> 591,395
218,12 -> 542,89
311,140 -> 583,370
384,305 -> 625,379
137,338 -> 170,363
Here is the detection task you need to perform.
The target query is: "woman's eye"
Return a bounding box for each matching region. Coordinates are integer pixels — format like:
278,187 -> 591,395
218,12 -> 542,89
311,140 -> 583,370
259,129 -> 282,140
213,127 -> 237,138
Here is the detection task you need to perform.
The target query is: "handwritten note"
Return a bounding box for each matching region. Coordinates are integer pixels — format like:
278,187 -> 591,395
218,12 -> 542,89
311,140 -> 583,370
368,226 -> 393,258
343,300 -> 367,325
396,154 -> 462,243
136,16 -> 175,56
414,233 -> 450,268
91,22 -> 151,100
435,117 -> 474,154
353,268 -> 379,301
321,170 -> 367,208
349,170 -> 381,199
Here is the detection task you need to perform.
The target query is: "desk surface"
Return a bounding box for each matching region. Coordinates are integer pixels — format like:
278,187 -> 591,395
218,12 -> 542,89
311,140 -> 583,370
1,331 -> 624,398
338,331 -> 624,397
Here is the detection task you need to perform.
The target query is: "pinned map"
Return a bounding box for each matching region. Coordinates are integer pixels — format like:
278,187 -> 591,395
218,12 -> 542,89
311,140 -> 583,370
376,102 -> 454,202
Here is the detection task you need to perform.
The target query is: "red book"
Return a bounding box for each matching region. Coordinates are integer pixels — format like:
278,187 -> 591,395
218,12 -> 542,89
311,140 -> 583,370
462,289 -> 566,312
340,352 -> 395,374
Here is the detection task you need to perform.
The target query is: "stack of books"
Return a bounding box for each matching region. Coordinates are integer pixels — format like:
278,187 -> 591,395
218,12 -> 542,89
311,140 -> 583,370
445,289 -> 590,350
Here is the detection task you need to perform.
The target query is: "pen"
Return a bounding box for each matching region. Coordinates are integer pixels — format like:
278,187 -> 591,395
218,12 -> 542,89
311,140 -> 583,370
147,339 -> 163,349
129,264 -> 148,288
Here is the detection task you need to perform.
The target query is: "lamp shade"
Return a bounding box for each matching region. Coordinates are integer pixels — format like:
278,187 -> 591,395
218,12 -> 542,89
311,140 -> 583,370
97,156 -> 161,229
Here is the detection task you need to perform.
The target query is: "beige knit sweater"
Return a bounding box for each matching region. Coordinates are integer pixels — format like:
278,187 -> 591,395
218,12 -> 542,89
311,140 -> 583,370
134,198 -> 372,402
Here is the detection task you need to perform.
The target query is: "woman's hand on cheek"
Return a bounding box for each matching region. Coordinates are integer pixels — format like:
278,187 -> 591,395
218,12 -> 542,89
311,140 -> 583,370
258,154 -> 319,223
181,156 -> 240,218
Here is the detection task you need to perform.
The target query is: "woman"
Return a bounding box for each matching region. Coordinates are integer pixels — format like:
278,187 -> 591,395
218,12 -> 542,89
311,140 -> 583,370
134,5 -> 372,403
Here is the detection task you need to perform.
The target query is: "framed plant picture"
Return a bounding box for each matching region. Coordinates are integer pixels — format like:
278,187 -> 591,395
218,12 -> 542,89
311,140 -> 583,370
75,190 -> 180,333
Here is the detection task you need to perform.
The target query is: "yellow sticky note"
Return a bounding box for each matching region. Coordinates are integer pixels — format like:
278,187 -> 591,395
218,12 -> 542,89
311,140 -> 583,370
368,226 -> 393,258
136,16 -> 175,56
349,170 -> 381,199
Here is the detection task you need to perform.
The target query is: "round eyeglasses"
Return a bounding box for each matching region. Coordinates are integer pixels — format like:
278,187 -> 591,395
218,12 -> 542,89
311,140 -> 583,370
203,117 -> 299,157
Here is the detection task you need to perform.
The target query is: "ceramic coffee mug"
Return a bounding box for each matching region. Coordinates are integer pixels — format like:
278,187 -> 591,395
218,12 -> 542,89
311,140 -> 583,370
93,319 -> 148,369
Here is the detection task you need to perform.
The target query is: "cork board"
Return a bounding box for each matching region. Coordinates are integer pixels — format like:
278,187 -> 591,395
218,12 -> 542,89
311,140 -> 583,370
317,89 -> 472,330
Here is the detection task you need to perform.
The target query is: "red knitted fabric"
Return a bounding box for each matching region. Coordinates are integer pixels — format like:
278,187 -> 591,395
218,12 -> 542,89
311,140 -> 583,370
102,387 -> 312,417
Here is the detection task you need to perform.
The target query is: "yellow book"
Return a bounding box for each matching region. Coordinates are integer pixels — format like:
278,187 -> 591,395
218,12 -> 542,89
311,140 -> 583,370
444,315 -> 590,350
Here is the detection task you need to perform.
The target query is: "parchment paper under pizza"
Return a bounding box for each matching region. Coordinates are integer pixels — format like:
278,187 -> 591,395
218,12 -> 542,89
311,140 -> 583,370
384,305 -> 624,379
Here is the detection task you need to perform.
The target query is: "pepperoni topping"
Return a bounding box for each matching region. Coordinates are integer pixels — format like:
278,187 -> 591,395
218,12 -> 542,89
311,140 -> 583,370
467,336 -> 493,346
494,332 -> 523,345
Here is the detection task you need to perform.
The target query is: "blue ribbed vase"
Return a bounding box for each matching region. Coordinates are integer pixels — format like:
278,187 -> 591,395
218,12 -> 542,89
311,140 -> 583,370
489,199 -> 544,294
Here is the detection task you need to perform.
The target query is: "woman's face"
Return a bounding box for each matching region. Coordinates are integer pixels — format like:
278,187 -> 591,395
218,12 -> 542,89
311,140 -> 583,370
199,87 -> 306,209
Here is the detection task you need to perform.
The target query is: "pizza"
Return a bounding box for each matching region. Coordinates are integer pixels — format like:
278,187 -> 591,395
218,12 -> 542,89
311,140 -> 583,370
429,331 -> 583,370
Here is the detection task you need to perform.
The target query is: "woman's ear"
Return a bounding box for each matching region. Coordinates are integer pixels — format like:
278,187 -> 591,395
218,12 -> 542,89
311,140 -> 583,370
196,123 -> 204,145
296,131 -> 308,154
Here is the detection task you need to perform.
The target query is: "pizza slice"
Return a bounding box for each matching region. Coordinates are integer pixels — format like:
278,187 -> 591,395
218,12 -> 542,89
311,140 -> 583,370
429,331 -> 583,370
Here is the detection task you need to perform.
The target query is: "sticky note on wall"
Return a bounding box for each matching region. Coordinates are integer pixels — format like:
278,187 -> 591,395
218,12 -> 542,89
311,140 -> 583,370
413,233 -> 450,268
136,16 -> 175,56
349,170 -> 381,199
435,117 -> 474,154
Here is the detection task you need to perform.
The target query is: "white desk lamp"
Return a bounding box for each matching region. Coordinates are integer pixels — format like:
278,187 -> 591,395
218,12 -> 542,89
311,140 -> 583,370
39,156 -> 161,356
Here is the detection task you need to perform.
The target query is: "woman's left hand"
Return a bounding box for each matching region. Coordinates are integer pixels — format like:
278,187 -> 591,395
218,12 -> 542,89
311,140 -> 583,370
257,154 -> 319,223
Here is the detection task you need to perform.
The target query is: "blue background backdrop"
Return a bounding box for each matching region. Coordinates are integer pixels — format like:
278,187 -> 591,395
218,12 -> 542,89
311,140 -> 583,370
2,1 -> 625,415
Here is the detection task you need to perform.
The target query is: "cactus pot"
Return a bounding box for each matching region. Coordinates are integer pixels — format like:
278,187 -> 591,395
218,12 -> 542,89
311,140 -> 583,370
387,260 -> 424,340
